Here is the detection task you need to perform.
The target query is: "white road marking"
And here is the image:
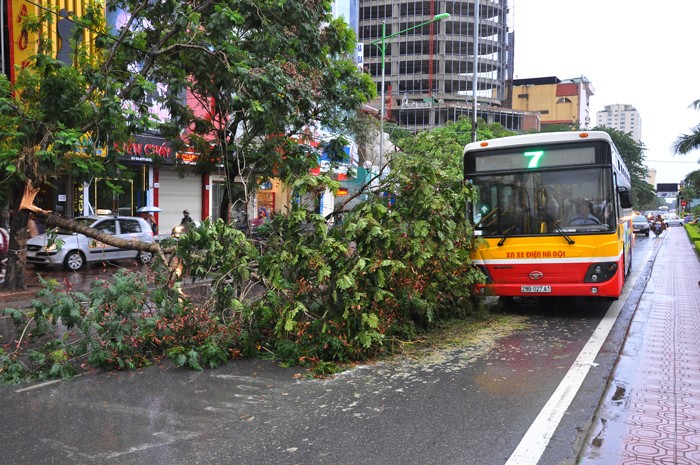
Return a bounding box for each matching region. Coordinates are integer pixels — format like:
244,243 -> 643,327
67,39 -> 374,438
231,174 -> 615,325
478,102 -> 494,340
504,242 -> 654,465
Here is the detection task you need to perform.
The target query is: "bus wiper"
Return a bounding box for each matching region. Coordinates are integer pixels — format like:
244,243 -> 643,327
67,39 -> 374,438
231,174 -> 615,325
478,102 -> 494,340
497,225 -> 516,246
538,209 -> 575,245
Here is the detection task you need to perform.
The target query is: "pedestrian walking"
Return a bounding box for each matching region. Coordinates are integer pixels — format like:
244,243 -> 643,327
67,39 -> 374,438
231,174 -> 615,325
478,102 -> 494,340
27,213 -> 42,237
140,212 -> 158,235
0,226 -> 9,284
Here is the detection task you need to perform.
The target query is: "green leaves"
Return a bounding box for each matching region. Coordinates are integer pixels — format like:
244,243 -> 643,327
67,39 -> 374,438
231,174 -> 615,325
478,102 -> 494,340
336,274 -> 355,290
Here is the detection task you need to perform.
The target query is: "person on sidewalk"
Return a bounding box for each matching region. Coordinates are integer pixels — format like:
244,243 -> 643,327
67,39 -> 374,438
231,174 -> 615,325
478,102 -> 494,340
140,212 -> 158,235
0,226 -> 9,284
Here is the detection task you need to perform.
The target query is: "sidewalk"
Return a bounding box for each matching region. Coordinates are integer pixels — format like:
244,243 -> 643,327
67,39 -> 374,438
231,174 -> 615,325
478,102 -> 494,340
580,225 -> 700,464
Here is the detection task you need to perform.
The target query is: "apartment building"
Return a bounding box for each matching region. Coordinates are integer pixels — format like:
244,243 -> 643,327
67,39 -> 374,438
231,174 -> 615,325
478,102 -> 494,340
507,76 -> 595,129
596,104 -> 642,143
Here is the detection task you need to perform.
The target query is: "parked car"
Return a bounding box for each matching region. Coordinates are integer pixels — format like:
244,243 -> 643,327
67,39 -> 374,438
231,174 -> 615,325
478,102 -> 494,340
26,216 -> 155,270
632,215 -> 650,236
663,213 -> 683,227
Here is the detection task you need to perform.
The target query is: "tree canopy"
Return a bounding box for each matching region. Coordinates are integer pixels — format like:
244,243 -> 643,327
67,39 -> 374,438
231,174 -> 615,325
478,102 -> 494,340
591,126 -> 657,210
673,99 -> 700,156
0,0 -> 374,290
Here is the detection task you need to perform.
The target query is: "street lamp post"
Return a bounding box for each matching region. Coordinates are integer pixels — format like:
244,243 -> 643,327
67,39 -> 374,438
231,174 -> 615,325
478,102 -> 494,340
370,13 -> 450,173
471,0 -> 479,143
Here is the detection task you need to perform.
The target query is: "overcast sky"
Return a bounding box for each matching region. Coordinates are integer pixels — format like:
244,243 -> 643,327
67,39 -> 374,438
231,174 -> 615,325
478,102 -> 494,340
512,0 -> 700,185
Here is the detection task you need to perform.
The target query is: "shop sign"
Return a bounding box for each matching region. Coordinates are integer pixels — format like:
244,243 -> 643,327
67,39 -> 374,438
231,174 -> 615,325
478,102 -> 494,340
110,134 -> 198,164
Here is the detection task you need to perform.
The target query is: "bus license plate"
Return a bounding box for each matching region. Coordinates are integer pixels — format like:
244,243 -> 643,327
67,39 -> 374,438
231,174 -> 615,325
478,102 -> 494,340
521,285 -> 551,293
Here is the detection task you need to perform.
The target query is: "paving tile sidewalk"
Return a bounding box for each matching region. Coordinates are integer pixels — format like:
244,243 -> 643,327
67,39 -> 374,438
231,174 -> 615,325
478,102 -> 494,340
580,226 -> 700,464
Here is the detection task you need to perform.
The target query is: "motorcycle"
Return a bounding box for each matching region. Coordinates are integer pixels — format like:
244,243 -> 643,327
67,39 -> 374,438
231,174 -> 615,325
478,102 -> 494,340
171,221 -> 202,239
652,221 -> 664,238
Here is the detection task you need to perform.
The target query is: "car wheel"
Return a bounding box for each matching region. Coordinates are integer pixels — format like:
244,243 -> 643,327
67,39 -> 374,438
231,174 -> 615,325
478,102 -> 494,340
645,230 -> 649,236
137,250 -> 153,265
63,250 -> 85,271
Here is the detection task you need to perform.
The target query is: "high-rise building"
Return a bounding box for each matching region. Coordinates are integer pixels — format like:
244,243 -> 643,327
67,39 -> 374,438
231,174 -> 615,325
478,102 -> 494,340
595,104 -> 642,143
646,167 -> 657,188
358,0 -> 532,133
332,0 -> 360,32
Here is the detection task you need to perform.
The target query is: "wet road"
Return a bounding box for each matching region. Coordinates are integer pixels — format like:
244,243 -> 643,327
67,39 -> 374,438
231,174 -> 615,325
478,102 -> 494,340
0,259 -> 156,312
19,258 -> 149,291
0,236 -> 660,465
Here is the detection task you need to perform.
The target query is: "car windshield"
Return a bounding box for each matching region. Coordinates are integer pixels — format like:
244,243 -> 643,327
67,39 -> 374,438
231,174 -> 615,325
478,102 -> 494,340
471,167 -> 616,237
633,216 -> 648,223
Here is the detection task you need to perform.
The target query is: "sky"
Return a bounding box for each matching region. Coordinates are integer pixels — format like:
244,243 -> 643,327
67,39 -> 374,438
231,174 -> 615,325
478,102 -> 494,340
512,0 -> 700,185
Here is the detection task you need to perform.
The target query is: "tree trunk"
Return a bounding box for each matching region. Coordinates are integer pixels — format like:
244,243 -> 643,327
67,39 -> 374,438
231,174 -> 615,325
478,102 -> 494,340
3,194 -> 30,291
1,209 -> 171,292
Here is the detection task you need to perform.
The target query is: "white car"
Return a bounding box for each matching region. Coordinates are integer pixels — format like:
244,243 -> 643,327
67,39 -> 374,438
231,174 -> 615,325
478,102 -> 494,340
26,216 -> 155,270
663,213 -> 683,227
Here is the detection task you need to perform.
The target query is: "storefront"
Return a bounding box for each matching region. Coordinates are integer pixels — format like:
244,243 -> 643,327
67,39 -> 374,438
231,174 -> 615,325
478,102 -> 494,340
77,164 -> 150,218
73,134 -> 163,218
308,136 -> 359,219
158,167 -> 203,232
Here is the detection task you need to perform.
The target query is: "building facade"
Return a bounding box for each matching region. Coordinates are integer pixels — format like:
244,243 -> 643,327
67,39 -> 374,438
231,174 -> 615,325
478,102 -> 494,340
358,0 -> 531,134
646,167 -> 657,188
507,76 -> 595,129
595,104 -> 642,143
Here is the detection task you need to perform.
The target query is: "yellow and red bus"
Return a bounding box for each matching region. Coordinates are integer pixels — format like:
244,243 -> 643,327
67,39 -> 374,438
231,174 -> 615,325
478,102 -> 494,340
464,131 -> 634,298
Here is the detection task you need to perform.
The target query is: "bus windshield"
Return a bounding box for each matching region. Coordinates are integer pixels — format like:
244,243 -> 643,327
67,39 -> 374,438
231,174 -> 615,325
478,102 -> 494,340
471,166 -> 615,236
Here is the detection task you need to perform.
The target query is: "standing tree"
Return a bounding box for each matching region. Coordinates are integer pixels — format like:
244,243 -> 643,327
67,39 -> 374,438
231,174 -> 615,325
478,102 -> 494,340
673,99 -> 700,156
588,127 -> 656,210
0,0 -> 374,291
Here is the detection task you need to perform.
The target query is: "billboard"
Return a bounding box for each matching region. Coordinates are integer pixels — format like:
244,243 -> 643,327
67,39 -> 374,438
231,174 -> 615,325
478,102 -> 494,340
8,1 -> 39,81
656,183 -> 678,198
8,1 -> 103,82
657,183 -> 678,191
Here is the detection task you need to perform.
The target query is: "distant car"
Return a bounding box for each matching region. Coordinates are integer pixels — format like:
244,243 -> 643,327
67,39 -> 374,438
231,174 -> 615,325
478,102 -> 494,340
663,213 -> 683,227
26,216 -> 155,270
632,215 -> 650,236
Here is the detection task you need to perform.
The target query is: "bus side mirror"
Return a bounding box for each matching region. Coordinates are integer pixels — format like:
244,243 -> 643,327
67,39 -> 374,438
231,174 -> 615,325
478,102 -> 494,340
617,186 -> 633,209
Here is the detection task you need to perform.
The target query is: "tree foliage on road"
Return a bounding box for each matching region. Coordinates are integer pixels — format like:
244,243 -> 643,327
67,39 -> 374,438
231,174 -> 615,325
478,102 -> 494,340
2,117 -> 517,382
0,0 -> 374,291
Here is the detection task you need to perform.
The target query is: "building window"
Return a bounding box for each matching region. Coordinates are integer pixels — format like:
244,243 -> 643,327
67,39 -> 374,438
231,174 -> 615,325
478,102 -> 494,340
400,2 -> 431,16
360,4 -> 392,21
557,97 -> 572,104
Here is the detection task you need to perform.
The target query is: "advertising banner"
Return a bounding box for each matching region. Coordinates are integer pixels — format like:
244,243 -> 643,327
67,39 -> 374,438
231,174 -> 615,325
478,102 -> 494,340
8,1 -> 38,81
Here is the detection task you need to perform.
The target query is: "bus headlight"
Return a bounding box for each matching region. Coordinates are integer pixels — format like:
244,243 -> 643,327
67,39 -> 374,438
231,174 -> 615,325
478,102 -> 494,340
584,262 -> 617,283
